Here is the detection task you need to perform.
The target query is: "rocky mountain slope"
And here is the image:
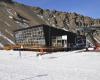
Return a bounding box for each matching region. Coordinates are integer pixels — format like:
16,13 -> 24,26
0,0 -> 100,48
0,1 -> 45,48
31,7 -> 100,32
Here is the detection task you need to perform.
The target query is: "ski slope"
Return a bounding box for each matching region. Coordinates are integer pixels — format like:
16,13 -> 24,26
0,50 -> 100,80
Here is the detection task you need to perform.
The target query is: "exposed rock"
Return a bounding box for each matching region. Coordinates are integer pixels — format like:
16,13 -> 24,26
32,7 -> 100,32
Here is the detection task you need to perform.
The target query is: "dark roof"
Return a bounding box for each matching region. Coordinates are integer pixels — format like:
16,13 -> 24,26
14,24 -> 76,35
14,24 -> 45,32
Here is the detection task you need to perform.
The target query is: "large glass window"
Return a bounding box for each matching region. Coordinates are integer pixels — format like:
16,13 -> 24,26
15,27 -> 45,47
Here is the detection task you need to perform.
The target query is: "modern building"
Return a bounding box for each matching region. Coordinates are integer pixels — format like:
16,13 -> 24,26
14,24 -> 86,51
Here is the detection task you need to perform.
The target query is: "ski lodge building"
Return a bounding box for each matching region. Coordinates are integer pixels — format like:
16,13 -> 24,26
14,24 -> 86,51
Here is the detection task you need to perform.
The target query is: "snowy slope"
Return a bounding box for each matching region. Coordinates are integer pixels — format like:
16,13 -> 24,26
0,50 -> 100,80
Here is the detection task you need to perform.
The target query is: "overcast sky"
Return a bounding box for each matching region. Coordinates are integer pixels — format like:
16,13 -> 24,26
15,0 -> 100,19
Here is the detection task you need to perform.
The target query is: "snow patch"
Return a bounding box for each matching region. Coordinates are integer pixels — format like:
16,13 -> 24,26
9,16 -> 13,19
53,15 -> 56,18
0,43 -> 4,48
5,29 -> 13,37
0,34 -> 15,45
4,22 -> 11,27
3,35 -> 15,45
7,9 -> 17,16
94,37 -> 100,43
37,14 -> 44,19
15,21 -> 29,28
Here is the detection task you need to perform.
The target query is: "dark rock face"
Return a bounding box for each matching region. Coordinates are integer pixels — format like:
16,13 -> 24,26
32,7 -> 100,32
0,0 -> 13,3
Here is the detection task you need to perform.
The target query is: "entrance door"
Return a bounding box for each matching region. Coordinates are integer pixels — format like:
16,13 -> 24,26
62,40 -> 67,47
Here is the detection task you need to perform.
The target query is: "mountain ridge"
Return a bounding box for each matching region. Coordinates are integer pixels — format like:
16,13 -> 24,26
31,6 -> 100,31
0,1 -> 100,48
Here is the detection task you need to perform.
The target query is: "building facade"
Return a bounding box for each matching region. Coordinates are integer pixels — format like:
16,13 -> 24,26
14,24 -> 86,51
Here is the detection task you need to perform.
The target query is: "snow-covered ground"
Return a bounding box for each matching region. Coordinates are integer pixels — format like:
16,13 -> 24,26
0,50 -> 100,80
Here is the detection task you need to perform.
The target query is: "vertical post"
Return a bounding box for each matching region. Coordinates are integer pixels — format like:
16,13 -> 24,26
19,45 -> 23,58
85,37 -> 89,51
19,50 -> 22,58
